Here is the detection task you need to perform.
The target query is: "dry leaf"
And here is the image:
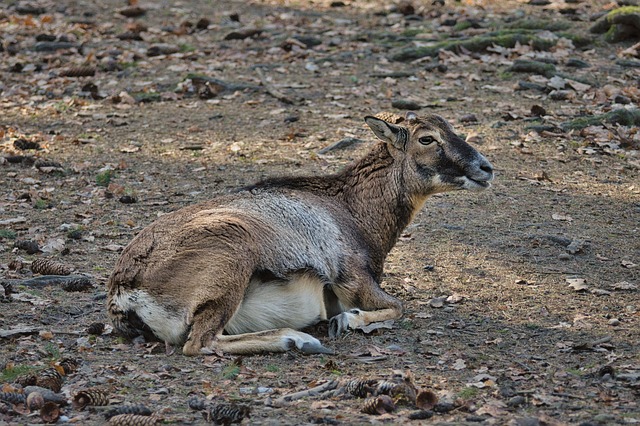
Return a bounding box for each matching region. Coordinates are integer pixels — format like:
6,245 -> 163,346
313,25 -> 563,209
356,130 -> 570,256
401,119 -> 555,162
552,213 -> 573,222
567,277 -> 588,291
357,320 -> 394,334
621,259 -> 637,269
41,238 -> 65,253
452,359 -> 466,370
446,293 -> 466,304
311,400 -> 336,410
609,281 -> 637,291
590,288 -> 611,296
475,399 -> 507,416
428,296 -> 446,308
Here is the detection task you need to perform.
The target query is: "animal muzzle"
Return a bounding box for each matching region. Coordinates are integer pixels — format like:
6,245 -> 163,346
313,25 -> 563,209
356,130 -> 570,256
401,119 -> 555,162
462,156 -> 494,190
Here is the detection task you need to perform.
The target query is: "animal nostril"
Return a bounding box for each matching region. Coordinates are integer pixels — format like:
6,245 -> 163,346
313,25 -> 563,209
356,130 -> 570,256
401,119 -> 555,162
480,164 -> 493,174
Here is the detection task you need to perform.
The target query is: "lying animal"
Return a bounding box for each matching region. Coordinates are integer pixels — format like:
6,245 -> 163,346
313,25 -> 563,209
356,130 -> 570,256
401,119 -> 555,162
107,111 -> 494,355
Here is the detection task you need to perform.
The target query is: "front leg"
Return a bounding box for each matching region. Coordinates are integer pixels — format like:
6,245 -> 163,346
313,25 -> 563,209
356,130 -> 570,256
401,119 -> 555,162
329,307 -> 401,338
328,275 -> 403,338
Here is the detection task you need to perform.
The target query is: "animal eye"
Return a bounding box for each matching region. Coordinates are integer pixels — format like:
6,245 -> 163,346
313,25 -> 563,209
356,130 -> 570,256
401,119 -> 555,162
418,136 -> 436,145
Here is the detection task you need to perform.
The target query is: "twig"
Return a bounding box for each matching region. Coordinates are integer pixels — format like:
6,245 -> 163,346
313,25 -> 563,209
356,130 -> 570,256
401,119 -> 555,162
2,275 -> 87,287
551,392 -> 585,399
270,380 -> 338,406
1,275 -> 94,292
0,327 -> 82,338
590,335 -> 613,346
256,67 -> 295,105
521,270 -> 580,275
512,360 -> 533,372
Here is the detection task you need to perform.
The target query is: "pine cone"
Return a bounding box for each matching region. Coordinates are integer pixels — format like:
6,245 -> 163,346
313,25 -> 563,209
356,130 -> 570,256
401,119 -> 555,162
187,396 -> 208,411
361,395 -> 395,415
104,404 -> 153,419
8,259 -> 25,271
375,374 -> 418,406
343,378 -> 377,398
375,380 -> 398,395
36,368 -> 63,393
59,66 -> 96,77
31,258 -> 72,275
109,413 -> 158,426
415,388 -> 438,410
203,403 -> 250,425
61,276 -> 93,292
40,401 -> 60,423
0,392 -> 26,405
26,391 -> 45,410
73,388 -> 109,409
14,373 -> 38,387
57,357 -> 80,375
34,158 -> 65,173
87,322 -> 106,335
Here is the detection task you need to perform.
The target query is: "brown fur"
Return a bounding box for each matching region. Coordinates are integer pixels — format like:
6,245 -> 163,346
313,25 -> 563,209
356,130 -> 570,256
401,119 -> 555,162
107,112 -> 494,356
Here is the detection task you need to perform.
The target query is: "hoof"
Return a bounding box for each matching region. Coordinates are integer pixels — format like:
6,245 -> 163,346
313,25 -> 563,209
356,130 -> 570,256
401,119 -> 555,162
299,341 -> 335,355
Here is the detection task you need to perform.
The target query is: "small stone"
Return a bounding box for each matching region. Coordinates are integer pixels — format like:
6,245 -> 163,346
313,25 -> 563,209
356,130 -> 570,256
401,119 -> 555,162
147,44 -> 179,57
549,90 -> 573,101
566,58 -> 591,68
391,99 -> 421,110
433,402 -> 455,413
530,105 -> 546,117
459,113 -> 478,123
613,94 -> 631,105
608,318 -> 620,326
508,395 -> 526,407
558,253 -> 572,260
592,413 -> 617,423
397,1 -> 415,16
196,18 -> 210,30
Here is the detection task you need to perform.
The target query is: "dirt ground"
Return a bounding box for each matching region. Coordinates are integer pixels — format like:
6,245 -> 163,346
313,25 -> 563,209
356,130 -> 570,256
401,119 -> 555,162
1,0 -> 639,424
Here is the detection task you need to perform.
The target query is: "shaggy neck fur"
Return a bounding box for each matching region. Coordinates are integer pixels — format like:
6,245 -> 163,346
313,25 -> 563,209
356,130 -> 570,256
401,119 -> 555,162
248,143 -> 426,279
338,143 -> 418,277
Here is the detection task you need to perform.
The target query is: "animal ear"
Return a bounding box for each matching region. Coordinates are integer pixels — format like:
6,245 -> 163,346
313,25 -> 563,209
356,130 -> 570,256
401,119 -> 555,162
364,116 -> 407,150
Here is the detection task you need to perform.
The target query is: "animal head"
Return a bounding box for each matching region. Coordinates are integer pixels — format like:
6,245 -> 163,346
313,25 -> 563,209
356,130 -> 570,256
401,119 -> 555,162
364,111 -> 494,195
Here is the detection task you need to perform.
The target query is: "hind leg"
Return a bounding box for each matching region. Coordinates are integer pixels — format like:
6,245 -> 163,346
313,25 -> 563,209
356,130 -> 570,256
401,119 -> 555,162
202,329 -> 334,355
182,298 -> 334,356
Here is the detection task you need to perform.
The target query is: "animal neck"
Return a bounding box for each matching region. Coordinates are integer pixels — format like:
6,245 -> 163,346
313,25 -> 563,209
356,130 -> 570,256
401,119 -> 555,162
339,143 -> 422,276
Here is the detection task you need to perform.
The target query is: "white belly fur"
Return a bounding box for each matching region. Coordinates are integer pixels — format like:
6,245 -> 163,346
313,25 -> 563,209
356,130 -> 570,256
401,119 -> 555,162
225,274 -> 327,335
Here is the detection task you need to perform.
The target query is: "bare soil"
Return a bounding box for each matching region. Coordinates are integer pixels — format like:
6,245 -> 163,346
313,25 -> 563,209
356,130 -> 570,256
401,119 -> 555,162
1,0 -> 639,424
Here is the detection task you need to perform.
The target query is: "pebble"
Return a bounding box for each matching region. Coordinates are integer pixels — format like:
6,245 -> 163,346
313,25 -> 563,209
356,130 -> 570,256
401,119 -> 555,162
558,253 -> 572,260
508,395 -> 526,407
592,413 -> 618,423
613,94 -> 631,104
566,58 -> 591,68
608,318 -> 620,326
391,99 -> 421,110
549,90 -> 573,101
460,113 -> 478,123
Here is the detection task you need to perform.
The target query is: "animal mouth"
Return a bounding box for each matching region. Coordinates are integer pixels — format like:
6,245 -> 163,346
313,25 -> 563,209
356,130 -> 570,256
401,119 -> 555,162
468,178 -> 491,188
